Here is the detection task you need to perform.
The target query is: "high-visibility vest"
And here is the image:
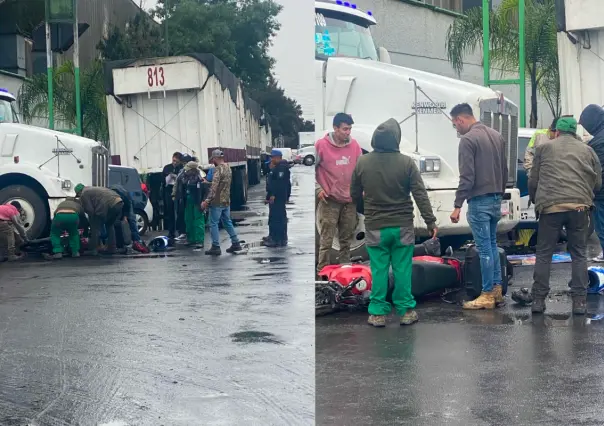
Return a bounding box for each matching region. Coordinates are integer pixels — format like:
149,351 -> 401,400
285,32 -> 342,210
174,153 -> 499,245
526,128 -> 548,151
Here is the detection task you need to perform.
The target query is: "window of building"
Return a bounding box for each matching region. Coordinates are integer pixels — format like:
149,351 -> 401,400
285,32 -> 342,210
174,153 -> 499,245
421,0 -> 463,13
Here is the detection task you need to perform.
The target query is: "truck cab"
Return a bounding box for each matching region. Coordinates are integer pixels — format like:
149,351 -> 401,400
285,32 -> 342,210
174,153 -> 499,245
314,0 -> 521,256
0,88 -> 109,238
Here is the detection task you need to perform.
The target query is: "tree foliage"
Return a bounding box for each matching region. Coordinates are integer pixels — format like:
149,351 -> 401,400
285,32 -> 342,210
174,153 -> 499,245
0,0 -> 44,36
18,60 -> 109,144
446,0 -> 559,127
98,0 -> 306,146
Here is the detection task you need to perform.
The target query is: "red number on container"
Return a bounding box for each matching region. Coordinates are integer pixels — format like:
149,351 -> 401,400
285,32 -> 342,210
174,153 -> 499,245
147,66 -> 165,87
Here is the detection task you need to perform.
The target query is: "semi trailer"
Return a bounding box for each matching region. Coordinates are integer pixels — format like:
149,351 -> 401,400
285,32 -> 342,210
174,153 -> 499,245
104,54 -> 273,209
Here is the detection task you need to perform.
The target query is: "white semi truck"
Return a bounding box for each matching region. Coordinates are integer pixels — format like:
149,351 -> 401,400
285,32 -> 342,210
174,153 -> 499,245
314,0 -> 521,256
0,88 -> 109,238
104,54 -> 273,208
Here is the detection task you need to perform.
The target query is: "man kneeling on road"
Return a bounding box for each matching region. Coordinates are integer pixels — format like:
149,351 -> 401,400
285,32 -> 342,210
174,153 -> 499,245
351,118 -> 437,327
44,197 -> 86,260
75,183 -> 124,256
0,201 -> 29,261
525,116 -> 601,315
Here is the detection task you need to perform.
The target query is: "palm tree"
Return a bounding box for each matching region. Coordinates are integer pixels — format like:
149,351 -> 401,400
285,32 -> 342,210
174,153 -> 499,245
446,0 -> 559,127
18,60 -> 109,146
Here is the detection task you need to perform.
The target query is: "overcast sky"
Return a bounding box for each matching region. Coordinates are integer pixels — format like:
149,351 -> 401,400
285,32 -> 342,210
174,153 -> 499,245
140,0 -> 314,121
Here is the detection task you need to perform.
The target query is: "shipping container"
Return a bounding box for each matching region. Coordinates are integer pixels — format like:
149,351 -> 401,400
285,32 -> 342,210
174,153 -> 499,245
104,54 -> 272,207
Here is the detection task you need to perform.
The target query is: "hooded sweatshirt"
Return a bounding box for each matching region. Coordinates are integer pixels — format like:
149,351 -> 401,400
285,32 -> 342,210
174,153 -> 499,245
350,118 -> 436,232
315,133 -> 362,204
580,104 -> 604,201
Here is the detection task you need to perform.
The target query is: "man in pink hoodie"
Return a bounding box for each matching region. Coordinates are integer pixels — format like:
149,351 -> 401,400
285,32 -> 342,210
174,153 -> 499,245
316,112 -> 363,273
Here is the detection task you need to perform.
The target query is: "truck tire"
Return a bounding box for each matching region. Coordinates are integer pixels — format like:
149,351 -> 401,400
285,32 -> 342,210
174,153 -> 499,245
0,185 -> 48,239
231,167 -> 248,209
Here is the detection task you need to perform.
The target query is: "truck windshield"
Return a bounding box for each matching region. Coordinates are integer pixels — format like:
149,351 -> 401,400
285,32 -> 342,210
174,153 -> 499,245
0,98 -> 18,123
315,9 -> 378,61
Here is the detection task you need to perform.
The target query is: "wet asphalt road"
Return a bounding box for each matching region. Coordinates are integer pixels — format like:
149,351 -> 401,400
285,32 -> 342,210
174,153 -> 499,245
0,166 -> 314,426
317,241 -> 604,426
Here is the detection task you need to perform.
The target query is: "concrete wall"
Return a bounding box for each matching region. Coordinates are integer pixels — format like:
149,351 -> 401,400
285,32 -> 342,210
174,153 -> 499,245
355,0 -> 554,128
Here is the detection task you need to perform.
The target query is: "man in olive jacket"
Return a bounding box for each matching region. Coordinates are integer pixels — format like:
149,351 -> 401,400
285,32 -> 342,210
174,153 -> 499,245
75,184 -> 124,256
351,118 -> 437,328
528,116 -> 602,315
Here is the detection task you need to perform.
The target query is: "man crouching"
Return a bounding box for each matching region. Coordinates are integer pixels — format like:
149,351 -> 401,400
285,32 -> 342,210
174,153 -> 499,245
44,197 -> 86,259
351,118 -> 438,327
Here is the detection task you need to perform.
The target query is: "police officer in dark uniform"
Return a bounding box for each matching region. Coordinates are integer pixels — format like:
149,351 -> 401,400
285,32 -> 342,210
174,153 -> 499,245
263,149 -> 292,247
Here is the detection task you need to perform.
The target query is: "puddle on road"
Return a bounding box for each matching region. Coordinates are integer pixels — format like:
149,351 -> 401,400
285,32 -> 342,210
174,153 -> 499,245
230,331 -> 283,344
252,257 -> 286,264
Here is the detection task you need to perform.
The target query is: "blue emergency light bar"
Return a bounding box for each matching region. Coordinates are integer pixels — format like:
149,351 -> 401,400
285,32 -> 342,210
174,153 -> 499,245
334,0 -> 372,16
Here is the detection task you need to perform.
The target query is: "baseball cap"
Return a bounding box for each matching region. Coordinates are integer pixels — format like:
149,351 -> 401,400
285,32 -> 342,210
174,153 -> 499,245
270,149 -> 282,157
556,116 -> 577,133
211,149 -> 224,159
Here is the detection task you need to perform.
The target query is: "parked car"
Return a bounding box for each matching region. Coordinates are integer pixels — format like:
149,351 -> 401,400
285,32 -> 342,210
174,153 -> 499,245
108,165 -> 154,235
296,145 -> 316,166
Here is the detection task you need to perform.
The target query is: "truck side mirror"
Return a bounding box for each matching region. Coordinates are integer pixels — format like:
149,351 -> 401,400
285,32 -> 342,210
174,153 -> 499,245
378,47 -> 391,64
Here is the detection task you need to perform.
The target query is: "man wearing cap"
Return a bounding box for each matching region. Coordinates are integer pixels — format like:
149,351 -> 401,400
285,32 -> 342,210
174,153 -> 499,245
201,149 -> 242,255
527,116 -> 601,315
0,201 -> 28,261
75,184 -> 124,255
315,112 -> 363,273
263,149 -> 292,247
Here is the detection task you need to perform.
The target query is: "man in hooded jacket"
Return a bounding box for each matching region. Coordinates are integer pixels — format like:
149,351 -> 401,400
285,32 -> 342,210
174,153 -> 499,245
350,118 -> 438,327
264,150 -> 292,247
579,104 -> 604,261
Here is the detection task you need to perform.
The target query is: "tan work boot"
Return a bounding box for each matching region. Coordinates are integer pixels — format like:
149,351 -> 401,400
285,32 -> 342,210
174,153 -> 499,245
367,315 -> 386,327
493,285 -> 505,307
463,291 -> 496,310
400,310 -> 419,326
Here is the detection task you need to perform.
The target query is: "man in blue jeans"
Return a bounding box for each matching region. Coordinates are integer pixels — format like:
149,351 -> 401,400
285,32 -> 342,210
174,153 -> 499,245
201,149 -> 242,256
449,103 -> 508,310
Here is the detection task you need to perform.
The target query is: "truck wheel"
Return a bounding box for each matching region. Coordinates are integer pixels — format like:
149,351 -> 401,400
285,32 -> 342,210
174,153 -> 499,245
0,185 -> 48,239
231,167 -> 247,209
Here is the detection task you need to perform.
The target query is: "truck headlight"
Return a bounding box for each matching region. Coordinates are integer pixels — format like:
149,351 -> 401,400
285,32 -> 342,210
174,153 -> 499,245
61,179 -> 72,190
420,157 -> 441,174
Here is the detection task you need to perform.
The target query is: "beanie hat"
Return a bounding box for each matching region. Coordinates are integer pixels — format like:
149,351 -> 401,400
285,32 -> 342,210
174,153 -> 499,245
74,183 -> 85,194
556,116 -> 577,134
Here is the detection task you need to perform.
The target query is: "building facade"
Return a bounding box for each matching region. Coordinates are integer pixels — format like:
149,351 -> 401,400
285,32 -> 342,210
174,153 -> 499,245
355,0 -> 552,128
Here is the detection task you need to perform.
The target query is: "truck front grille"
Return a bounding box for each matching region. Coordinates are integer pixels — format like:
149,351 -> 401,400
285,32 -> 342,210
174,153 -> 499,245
91,145 -> 109,187
481,111 -> 518,187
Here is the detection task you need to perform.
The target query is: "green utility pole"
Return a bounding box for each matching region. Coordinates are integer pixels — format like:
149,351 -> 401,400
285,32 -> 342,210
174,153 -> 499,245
482,0 -> 526,127
46,0 -> 82,135
44,2 -> 54,130
73,0 -> 82,136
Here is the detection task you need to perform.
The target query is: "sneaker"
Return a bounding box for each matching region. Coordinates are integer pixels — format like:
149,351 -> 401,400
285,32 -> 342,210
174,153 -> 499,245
226,243 -> 243,253
175,234 -> 187,241
593,252 -> 604,262
194,244 -> 204,250
400,310 -> 419,326
367,315 -> 386,327
43,253 -> 62,260
205,245 -> 222,256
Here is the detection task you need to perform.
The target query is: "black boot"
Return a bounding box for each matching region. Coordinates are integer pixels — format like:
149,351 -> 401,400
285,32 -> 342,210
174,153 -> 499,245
572,295 -> 587,315
226,242 -> 243,253
205,245 -> 222,256
532,298 -> 546,314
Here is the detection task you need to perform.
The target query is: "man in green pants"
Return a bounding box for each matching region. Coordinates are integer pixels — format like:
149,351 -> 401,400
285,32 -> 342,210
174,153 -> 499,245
46,197 -> 86,259
351,118 -> 438,327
